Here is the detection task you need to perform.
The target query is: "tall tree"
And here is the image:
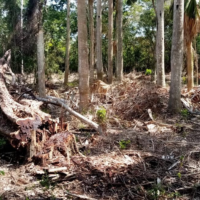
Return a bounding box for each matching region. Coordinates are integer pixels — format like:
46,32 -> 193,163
77,0 -> 89,111
156,0 -> 165,87
184,0 -> 200,91
116,0 -> 123,81
37,0 -> 46,97
89,0 -> 94,84
168,0 -> 184,113
96,0 -> 103,80
108,0 -> 113,84
64,0 -> 71,87
21,0 -> 24,74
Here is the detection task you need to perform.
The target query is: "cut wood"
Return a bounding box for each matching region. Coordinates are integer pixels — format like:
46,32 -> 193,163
0,50 -> 84,165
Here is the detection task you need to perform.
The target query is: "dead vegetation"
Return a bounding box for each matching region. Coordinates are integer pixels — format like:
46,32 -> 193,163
1,69 -> 200,199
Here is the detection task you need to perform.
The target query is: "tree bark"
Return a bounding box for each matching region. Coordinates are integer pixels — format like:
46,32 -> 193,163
168,0 -> 184,113
96,0 -> 103,80
156,0 -> 165,87
186,42 -> 194,91
64,0 -> 71,87
77,0 -> 90,111
37,28 -> 46,97
116,0 -> 123,82
89,0 -> 95,85
108,0 -> 113,84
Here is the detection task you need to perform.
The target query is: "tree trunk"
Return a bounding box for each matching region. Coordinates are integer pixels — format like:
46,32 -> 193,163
116,0 -> 123,82
64,0 -> 71,87
20,0 -> 24,75
96,0 -> 103,80
89,0 -> 95,85
37,1 -> 46,98
168,0 -> 184,114
186,42 -> 194,91
77,0 -> 89,111
108,0 -> 113,84
37,28 -> 46,98
194,38 -> 199,85
156,0 -> 165,87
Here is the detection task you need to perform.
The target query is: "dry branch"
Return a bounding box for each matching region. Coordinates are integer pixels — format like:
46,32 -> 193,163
0,50 -> 83,165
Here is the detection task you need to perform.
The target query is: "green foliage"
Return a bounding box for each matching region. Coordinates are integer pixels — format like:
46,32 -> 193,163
0,171 -> 5,175
0,137 -> 6,149
177,172 -> 182,179
147,184 -> 166,199
180,109 -> 189,119
119,139 -> 131,149
40,173 -> 51,189
96,108 -> 107,124
185,0 -> 200,19
145,69 -> 152,75
182,76 -> 187,84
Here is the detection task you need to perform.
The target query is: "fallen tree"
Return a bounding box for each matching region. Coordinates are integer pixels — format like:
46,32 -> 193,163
0,50 -> 100,166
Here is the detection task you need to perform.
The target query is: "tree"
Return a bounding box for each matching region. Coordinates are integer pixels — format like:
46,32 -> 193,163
168,0 -> 184,113
77,0 -> 89,111
96,0 -> 103,80
184,0 -> 200,91
20,0 -> 24,74
108,0 -> 113,84
64,0 -> 70,87
116,0 -> 123,81
37,0 -> 46,97
156,0 -> 165,87
89,0 -> 94,84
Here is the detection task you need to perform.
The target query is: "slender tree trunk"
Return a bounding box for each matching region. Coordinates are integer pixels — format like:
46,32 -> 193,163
96,0 -> 103,80
37,28 -> 46,98
64,0 -> 71,87
21,0 -> 24,74
77,0 -> 89,111
186,42 -> 194,91
116,0 -> 123,81
37,1 -> 46,98
194,38 -> 199,85
156,0 -> 165,87
89,0 -> 94,84
168,0 -> 184,113
108,0 -> 113,84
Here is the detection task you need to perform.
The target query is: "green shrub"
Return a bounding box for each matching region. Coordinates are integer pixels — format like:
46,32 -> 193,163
96,108 -> 107,124
145,69 -> 152,75
180,109 -> 189,119
119,140 -> 131,149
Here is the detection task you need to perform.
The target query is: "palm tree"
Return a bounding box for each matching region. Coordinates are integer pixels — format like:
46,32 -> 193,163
77,0 -> 89,111
184,0 -> 200,91
64,0 -> 71,87
168,0 -> 184,113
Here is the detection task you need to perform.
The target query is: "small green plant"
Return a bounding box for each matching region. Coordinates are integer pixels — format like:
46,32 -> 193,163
119,140 -> 131,149
177,172 -> 182,179
0,171 -> 5,175
0,138 -> 6,148
180,109 -> 189,119
40,173 -> 51,189
96,108 -> 107,124
182,76 -> 187,84
145,69 -> 152,75
147,184 -> 166,199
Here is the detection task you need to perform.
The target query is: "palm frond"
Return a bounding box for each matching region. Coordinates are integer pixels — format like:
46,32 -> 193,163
185,0 -> 200,19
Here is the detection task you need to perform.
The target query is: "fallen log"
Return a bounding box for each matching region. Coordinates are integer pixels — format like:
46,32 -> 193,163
0,50 -> 84,165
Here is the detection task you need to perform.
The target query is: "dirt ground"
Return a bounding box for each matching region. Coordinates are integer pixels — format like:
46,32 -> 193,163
1,73 -> 200,200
